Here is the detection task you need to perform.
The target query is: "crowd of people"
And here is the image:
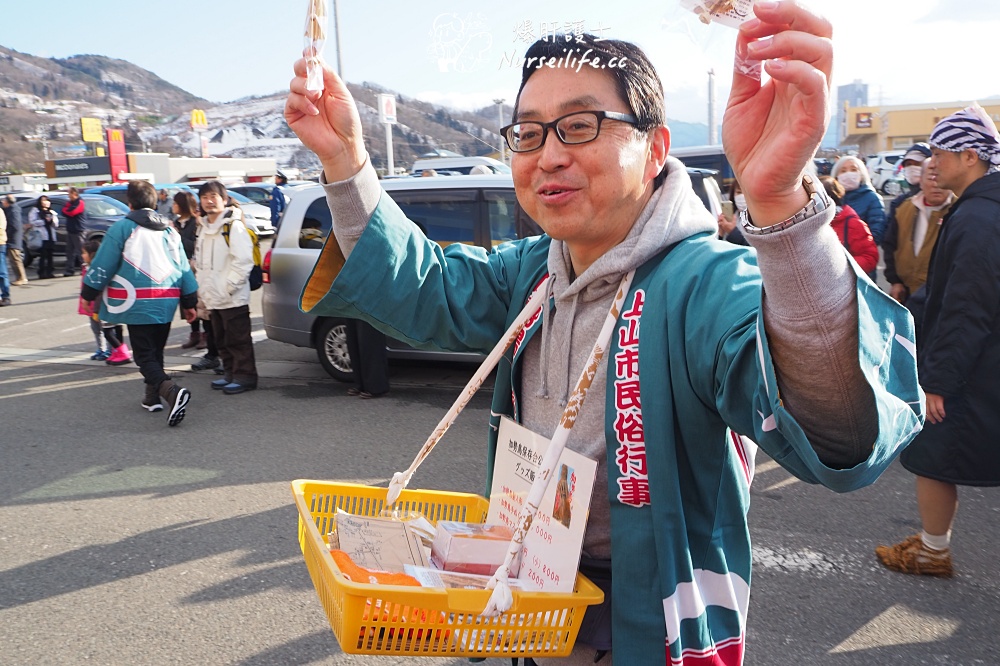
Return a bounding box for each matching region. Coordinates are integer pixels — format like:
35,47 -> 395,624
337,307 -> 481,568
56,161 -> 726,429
71,179 -> 261,426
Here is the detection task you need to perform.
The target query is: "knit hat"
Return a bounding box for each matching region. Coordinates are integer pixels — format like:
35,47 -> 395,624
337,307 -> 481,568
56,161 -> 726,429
929,103 -> 1000,173
902,142 -> 931,164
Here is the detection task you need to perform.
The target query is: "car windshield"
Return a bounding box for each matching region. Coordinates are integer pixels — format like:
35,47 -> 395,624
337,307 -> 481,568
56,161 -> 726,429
227,190 -> 252,204
85,197 -> 128,216
86,195 -> 128,213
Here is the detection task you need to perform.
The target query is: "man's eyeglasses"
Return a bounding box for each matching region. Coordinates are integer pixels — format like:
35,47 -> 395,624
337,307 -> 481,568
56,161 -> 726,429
501,110 -> 638,153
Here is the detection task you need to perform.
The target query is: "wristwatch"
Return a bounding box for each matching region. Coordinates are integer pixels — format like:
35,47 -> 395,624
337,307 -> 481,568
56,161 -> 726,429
739,174 -> 832,235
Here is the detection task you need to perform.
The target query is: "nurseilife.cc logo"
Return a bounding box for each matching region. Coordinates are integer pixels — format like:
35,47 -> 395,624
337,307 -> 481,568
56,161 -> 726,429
428,13 -> 492,73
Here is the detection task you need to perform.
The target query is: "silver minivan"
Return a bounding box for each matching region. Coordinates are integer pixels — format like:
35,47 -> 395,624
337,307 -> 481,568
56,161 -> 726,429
261,173 -> 540,381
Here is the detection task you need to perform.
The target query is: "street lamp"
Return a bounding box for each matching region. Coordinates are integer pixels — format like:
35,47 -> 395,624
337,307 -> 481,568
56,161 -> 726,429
493,98 -> 505,164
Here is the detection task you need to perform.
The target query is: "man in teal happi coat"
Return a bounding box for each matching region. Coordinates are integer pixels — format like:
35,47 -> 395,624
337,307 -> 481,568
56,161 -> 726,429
285,3 -> 923,664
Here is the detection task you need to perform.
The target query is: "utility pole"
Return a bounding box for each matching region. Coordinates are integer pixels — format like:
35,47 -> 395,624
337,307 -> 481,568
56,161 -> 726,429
332,0 -> 344,79
493,98 -> 505,163
707,69 -> 717,146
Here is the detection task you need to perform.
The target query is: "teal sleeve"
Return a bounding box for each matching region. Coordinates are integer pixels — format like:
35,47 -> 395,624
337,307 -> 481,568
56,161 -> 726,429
301,194 -> 540,354
722,262 -> 922,490
672,242 -> 922,491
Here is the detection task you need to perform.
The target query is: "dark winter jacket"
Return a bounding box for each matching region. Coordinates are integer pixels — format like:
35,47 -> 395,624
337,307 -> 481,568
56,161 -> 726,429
901,170 -> 1000,486
173,216 -> 198,259
62,198 -> 86,234
3,202 -> 21,248
842,184 -> 887,244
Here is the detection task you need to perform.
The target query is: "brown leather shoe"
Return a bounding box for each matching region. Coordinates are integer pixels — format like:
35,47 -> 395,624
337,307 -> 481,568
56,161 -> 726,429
181,332 -> 200,349
875,534 -> 953,577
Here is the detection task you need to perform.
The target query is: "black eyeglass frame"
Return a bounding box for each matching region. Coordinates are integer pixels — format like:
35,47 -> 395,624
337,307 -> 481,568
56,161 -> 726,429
500,110 -> 639,153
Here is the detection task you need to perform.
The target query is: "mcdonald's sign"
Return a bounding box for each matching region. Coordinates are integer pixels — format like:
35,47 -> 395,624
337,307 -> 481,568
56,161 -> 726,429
81,117 -> 103,143
190,109 -> 208,131
106,128 -> 128,182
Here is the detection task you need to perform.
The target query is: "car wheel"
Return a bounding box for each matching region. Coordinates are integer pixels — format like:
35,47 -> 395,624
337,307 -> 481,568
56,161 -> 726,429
316,318 -> 354,382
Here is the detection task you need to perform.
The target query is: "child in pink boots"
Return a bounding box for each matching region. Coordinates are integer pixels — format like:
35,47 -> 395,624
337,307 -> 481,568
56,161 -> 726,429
80,240 -> 132,366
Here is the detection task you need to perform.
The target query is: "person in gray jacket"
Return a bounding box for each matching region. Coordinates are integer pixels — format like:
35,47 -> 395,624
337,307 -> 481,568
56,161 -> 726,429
2,196 -> 27,285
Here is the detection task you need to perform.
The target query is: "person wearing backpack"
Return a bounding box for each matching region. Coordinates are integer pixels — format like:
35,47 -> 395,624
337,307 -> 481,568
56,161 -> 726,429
194,180 -> 258,394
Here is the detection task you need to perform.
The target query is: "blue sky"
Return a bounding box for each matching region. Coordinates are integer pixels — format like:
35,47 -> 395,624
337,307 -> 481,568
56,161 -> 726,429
2,0 -> 999,124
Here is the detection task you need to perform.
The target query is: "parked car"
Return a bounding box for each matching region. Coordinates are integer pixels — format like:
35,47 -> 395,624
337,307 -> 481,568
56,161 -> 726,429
17,193 -> 129,267
263,173 -> 541,381
263,168 -> 721,382
225,190 -> 275,238
410,156 -> 511,175
686,168 -> 725,218
228,183 -> 281,207
865,150 -> 906,194
83,183 -> 191,207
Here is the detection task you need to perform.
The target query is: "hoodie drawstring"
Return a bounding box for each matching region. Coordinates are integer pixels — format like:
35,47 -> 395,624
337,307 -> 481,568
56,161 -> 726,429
558,293 -> 581,407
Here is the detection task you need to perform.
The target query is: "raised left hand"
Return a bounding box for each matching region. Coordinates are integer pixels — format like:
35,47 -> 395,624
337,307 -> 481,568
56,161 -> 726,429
723,0 -> 833,225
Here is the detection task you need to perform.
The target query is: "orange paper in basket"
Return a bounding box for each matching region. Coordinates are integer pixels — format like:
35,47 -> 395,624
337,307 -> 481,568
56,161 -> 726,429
330,550 -> 422,587
331,550 -> 450,645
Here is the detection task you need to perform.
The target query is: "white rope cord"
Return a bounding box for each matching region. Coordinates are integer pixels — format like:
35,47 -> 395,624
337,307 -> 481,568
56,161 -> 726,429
385,276 -> 552,506
483,270 -> 635,617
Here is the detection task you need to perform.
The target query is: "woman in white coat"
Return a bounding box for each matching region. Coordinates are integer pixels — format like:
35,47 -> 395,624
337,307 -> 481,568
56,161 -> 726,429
194,181 -> 258,394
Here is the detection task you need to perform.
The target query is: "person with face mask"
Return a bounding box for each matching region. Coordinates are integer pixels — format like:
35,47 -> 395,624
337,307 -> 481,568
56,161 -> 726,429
881,163 -> 954,332
882,143 -> 932,275
831,155 -> 887,244
716,179 -> 749,246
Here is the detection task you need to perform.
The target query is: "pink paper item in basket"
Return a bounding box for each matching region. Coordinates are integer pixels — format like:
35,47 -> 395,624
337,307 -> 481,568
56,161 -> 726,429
430,522 -> 513,576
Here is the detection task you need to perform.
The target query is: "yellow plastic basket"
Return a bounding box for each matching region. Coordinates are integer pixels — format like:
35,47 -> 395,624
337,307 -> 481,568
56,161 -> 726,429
292,480 -> 605,658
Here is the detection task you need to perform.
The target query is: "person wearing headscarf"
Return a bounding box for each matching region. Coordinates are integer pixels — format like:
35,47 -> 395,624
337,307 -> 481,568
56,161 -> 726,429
876,103 -> 1000,578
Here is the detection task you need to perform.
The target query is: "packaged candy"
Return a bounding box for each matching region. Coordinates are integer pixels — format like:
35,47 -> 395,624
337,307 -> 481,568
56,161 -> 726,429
680,0 -> 756,28
304,0 -> 328,92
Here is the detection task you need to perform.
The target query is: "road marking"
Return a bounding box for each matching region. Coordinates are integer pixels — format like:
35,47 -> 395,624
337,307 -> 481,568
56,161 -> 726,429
0,345 -> 329,381
0,370 -> 137,399
762,475 -> 801,492
753,544 -> 841,575
0,317 -> 48,330
0,318 -> 20,325
0,368 -> 93,385
755,459 -> 781,475
829,603 -> 960,653
60,323 -> 92,333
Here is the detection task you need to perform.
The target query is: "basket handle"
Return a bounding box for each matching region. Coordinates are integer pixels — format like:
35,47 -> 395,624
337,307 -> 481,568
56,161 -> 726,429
385,276 -> 552,505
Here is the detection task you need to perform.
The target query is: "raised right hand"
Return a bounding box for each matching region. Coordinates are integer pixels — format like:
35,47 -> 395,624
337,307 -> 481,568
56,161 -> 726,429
285,56 -> 367,182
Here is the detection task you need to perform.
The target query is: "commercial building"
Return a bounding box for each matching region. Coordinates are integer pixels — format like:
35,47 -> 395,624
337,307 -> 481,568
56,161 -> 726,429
0,173 -> 48,194
842,100 -> 1000,155
42,153 -> 277,189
